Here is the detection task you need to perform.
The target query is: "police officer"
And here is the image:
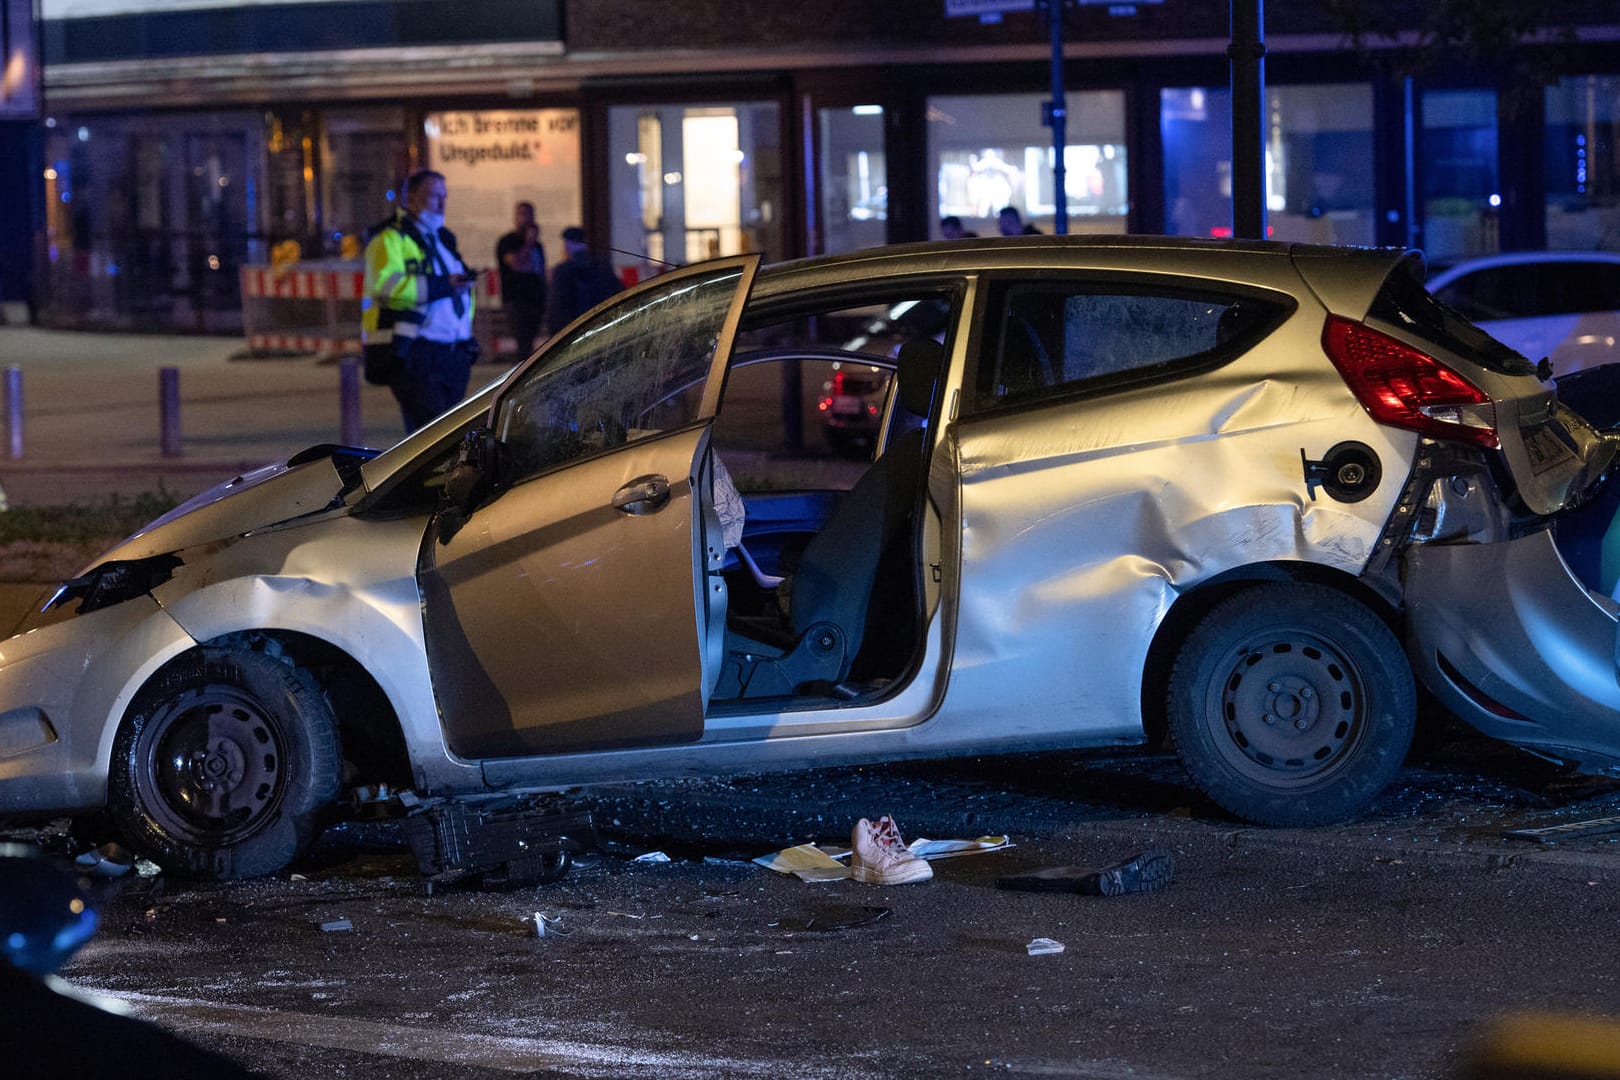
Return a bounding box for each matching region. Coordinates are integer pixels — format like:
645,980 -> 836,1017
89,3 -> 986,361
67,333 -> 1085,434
361,169 -> 478,433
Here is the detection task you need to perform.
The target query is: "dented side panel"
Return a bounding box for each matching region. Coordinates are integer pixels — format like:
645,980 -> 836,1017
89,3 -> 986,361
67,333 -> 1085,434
944,315 -> 1416,739
152,512 -> 481,793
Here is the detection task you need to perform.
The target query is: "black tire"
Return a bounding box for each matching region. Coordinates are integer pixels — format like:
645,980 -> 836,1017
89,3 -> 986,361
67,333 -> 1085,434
108,646 -> 341,880
1166,583 -> 1415,827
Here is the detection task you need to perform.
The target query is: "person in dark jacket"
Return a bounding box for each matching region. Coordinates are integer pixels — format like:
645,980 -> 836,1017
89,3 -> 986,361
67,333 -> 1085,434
495,201 -> 547,358
546,226 -> 625,333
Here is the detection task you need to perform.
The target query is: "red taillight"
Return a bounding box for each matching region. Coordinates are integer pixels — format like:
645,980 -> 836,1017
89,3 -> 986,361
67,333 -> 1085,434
1321,315 -> 1498,449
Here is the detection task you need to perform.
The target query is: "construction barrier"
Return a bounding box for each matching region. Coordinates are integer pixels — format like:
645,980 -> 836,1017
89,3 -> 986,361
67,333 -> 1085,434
240,261 -> 366,358
243,262 -> 515,360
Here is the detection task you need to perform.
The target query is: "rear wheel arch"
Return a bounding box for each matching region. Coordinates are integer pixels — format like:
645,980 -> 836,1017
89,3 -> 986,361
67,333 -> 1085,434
1140,562 -> 1402,751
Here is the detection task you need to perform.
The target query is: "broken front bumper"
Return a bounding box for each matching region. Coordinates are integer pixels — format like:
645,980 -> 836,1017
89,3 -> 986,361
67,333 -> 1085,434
1405,528 -> 1620,774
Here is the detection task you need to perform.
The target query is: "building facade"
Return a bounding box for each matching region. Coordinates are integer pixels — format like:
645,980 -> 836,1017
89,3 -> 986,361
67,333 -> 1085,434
25,0 -> 1620,332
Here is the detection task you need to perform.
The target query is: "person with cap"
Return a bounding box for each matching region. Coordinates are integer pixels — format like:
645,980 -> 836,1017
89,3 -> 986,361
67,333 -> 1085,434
361,168 -> 479,433
546,226 -> 625,334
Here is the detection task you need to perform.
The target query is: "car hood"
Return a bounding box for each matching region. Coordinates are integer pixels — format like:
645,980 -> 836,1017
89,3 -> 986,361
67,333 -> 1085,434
84,448 -> 354,571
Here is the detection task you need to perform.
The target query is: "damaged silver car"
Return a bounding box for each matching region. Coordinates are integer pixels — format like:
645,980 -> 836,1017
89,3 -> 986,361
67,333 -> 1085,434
1,236 -> 1614,879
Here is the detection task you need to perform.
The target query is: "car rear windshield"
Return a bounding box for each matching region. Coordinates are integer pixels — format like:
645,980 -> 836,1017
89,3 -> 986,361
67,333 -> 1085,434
1371,262 -> 1535,377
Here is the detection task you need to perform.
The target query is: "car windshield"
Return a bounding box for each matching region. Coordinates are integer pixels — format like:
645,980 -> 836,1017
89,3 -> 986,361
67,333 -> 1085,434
1382,262 -> 1535,376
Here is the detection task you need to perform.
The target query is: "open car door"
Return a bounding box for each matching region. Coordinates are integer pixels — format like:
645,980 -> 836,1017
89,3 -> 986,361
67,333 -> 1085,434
419,256 -> 759,760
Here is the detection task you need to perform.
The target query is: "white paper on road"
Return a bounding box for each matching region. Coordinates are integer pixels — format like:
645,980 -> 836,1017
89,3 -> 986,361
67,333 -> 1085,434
907,835 -> 1014,860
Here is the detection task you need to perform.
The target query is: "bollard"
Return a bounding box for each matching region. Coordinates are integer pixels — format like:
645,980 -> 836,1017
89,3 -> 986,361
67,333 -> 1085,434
159,366 -> 182,457
4,365 -> 21,460
339,357 -> 363,447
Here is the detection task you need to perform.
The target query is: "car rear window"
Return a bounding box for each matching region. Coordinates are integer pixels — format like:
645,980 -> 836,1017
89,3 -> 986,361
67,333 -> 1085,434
974,280 -> 1287,408
1374,263 -> 1535,376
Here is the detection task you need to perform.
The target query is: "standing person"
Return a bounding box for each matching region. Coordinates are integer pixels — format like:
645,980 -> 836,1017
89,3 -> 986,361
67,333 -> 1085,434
940,215 -> 977,239
546,226 -> 625,333
361,169 -> 478,433
495,201 -> 547,358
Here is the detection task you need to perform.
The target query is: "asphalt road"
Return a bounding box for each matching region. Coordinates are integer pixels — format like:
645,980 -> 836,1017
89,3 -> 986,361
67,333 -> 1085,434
11,727 -> 1620,1080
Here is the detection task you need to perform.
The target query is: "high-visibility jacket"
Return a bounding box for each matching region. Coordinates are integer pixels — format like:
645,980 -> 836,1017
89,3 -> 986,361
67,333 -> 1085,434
360,212 -> 476,350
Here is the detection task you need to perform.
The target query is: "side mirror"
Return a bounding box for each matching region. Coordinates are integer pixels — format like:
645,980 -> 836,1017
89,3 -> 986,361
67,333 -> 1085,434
438,427 -> 500,540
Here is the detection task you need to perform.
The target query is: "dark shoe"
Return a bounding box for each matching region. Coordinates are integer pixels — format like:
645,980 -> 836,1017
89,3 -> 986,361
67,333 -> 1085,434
996,849 -> 1174,896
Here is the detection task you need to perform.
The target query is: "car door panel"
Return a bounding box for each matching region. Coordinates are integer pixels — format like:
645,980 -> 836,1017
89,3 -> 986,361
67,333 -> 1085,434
422,426 -> 711,760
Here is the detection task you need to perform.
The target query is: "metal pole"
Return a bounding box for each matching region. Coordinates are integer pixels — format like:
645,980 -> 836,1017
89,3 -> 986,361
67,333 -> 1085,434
339,357 -> 363,447
1044,0 -> 1068,235
4,366 -> 21,460
159,366 -> 182,457
1229,0 -> 1267,240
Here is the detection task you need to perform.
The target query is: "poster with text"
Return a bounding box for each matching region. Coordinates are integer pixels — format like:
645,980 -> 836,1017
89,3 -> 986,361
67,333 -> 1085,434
425,109 -> 582,305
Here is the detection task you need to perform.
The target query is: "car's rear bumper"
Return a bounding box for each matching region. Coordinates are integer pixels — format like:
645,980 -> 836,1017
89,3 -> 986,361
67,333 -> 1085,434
1405,528 -> 1620,773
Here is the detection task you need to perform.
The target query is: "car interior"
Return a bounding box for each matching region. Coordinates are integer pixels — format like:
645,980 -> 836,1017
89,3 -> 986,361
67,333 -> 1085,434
705,293 -> 955,708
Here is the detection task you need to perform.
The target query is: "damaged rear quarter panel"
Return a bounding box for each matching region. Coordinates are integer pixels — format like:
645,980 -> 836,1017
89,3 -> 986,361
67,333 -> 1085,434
945,317 -> 1415,740
151,511 -> 483,793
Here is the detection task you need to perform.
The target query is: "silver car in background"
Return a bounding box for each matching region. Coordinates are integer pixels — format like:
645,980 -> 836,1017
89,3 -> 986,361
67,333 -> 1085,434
0,236 -> 1613,879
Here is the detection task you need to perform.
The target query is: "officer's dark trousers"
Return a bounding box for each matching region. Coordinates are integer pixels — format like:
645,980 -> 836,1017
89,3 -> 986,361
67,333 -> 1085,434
391,336 -> 473,433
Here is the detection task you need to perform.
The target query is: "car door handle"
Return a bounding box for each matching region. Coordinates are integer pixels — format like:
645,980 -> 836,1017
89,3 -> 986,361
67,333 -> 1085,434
612,474 -> 671,515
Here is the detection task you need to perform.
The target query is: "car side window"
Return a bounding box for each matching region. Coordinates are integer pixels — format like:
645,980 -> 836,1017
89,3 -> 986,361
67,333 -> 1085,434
496,264 -> 745,483
977,282 -> 1277,409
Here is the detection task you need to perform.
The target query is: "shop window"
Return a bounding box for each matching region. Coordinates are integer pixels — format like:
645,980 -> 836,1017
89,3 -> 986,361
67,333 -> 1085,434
321,107 -> 408,260
1420,89 -> 1500,263
608,102 -> 784,279
928,91 -> 1127,238
38,110 -> 262,333
1160,84 -> 1374,245
1545,76 -> 1620,252
817,105 -> 887,255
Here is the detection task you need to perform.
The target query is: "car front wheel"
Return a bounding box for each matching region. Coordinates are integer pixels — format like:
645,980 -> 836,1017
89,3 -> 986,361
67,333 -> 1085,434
1167,583 -> 1415,827
109,646 -> 341,880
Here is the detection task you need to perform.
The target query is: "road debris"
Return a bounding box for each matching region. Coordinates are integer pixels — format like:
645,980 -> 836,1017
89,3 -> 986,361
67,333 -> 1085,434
1503,814 -> 1620,844
531,912 -> 570,938
752,843 -> 848,881
318,918 -> 354,933
1026,937 -> 1065,955
997,849 -> 1174,896
773,905 -> 893,932
632,851 -> 672,864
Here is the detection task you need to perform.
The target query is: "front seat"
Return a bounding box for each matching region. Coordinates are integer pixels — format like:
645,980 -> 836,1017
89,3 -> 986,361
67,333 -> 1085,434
718,337 -> 942,699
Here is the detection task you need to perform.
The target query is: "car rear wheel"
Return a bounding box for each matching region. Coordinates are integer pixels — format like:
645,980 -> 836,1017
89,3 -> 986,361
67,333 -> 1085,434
1167,583 -> 1414,826
109,646 -> 341,880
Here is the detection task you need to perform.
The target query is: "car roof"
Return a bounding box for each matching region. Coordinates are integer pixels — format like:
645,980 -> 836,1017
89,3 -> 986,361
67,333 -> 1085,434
749,235 -> 1407,303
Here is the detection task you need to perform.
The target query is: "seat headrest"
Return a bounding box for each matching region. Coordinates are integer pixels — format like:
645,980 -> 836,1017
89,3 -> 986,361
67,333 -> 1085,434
894,338 -> 942,417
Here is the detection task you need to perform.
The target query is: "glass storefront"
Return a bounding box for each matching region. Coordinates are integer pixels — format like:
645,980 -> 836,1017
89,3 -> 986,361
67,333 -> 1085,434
42,110 -> 265,331
818,105 -> 887,255
606,101 -> 784,280
927,91 -> 1127,238
321,107 -> 409,259
1545,75 -> 1620,252
1420,89 -> 1499,262
1161,83 -> 1375,245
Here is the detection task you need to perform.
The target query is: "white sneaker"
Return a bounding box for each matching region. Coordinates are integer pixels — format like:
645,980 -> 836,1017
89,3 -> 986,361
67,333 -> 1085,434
849,814 -> 933,885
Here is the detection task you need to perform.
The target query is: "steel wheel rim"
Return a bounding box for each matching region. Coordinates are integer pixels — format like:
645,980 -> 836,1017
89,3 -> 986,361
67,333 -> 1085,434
134,685 -> 290,845
1204,627 -> 1368,788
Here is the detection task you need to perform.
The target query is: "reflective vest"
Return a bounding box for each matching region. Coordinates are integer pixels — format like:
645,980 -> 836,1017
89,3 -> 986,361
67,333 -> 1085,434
360,213 -> 476,348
